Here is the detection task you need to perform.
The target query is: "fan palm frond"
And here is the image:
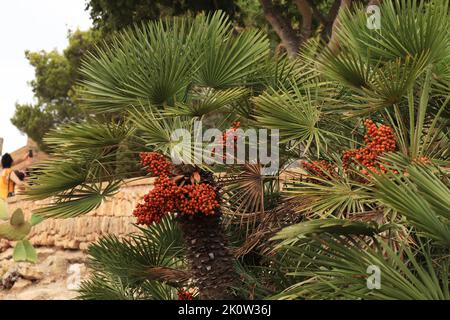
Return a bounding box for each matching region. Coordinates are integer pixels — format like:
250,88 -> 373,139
284,170 -> 376,218
44,121 -> 132,154
78,273 -> 140,300
253,82 -> 342,155
80,16 -> 197,112
87,215 -> 185,284
166,87 -> 249,117
221,163 -> 280,226
373,164 -> 450,246
79,215 -> 185,300
272,235 -> 449,300
338,0 -> 450,65
383,67 -> 449,160
32,180 -> 121,218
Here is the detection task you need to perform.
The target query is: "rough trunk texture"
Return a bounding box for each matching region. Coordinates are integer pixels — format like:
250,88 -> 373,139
178,214 -> 238,300
174,167 -> 238,300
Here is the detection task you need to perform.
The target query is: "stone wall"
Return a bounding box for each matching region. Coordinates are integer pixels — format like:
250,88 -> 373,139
5,178 -> 155,251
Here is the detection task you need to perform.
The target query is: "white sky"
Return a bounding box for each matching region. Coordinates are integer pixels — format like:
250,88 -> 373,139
0,0 -> 92,153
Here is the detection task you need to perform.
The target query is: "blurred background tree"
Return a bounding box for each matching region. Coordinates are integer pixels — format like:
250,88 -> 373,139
86,0 -> 241,31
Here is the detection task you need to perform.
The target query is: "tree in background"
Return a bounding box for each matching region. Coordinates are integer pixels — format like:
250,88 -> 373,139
258,0 -> 380,56
86,0 -> 362,56
86,0 -> 241,32
11,30 -> 99,150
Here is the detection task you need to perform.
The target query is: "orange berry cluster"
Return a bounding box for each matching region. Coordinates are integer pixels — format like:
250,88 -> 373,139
177,288 -> 194,300
303,160 -> 336,178
133,176 -> 179,225
343,119 -> 396,175
140,152 -> 172,177
178,183 -> 220,216
133,153 -> 220,226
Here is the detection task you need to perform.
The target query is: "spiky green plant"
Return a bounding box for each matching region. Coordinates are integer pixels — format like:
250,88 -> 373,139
25,1 -> 450,300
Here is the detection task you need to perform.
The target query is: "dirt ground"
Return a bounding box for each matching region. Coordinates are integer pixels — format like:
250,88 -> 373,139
0,247 -> 90,300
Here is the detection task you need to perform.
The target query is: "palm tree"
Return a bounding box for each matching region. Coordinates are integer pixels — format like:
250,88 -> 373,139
25,12 -> 277,300
25,0 -> 449,300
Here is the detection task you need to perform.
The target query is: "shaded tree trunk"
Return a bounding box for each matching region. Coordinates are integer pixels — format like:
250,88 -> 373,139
260,0 -> 300,57
327,0 -> 352,54
260,0 -> 353,57
294,0 -> 313,41
323,0 -> 342,37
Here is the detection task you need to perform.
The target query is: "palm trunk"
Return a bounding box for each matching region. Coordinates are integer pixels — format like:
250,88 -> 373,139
178,213 -> 238,299
174,166 -> 238,300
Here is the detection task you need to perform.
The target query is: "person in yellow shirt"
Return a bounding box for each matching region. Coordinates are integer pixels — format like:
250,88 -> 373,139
0,153 -> 30,200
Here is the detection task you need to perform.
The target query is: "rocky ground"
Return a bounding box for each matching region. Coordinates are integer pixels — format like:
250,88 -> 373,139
0,247 -> 90,300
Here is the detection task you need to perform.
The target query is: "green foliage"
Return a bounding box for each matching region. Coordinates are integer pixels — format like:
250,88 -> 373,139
44,121 -> 132,153
22,1 -> 450,301
249,0 -> 450,301
317,0 -> 450,113
338,0 -> 450,66
0,209 -> 31,241
29,214 -> 44,226
10,208 -> 25,226
26,50 -> 73,100
78,273 -> 176,300
284,170 -> 377,218
373,164 -> 450,246
26,11 -> 272,218
0,204 -> 41,263
80,12 -> 270,113
78,274 -> 141,300
11,104 -> 56,151
253,82 -> 348,155
272,235 -> 449,300
78,215 -> 184,300
272,218 -> 389,243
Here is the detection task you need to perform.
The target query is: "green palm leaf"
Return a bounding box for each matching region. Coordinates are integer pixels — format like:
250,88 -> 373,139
32,180 -> 121,218
273,235 -> 449,300
373,164 -> 450,246
253,83 -> 339,155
